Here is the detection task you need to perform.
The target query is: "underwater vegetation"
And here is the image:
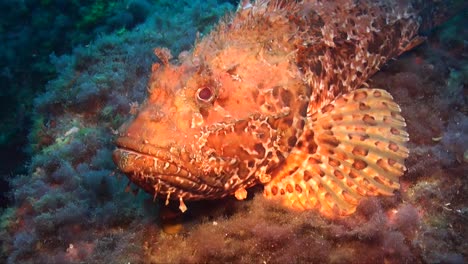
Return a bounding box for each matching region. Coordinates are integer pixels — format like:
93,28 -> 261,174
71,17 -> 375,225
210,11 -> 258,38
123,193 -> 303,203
0,0 -> 163,208
0,0 -> 233,206
0,1 -> 467,263
0,0 -> 234,263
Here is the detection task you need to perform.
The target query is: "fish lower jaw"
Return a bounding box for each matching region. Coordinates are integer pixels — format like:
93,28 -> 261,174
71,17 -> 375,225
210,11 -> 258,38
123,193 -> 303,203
113,148 -> 233,200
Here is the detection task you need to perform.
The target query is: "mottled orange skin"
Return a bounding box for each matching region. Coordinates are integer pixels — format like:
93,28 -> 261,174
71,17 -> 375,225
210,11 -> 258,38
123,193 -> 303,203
114,3 -> 310,201
114,0 -> 420,216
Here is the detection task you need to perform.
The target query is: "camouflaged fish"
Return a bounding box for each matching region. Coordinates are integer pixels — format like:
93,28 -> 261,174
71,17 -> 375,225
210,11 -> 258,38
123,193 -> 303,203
113,0 -> 424,218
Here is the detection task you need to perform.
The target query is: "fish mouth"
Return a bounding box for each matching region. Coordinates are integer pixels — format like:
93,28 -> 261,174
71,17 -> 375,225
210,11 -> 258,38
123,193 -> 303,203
113,136 -> 227,200
114,136 -> 184,171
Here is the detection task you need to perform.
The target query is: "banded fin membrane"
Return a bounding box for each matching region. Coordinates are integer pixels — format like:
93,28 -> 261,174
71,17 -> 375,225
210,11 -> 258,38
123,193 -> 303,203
264,88 -> 409,218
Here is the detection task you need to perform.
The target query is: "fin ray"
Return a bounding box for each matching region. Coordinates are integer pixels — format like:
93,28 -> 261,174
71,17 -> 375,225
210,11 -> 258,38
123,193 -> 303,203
264,88 -> 409,218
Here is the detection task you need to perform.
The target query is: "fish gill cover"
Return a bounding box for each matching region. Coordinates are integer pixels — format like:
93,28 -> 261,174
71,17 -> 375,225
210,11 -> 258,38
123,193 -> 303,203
0,0 -> 467,263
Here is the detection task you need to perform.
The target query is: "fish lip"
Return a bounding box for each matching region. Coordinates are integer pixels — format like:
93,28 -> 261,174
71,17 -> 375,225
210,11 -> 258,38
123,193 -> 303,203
113,145 -> 226,199
112,146 -> 197,188
114,136 -> 191,176
114,136 -> 179,162
114,136 -> 206,184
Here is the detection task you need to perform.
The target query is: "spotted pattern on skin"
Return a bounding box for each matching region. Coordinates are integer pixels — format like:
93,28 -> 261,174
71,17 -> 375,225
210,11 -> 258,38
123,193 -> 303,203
264,89 -> 409,217
113,0 -> 418,217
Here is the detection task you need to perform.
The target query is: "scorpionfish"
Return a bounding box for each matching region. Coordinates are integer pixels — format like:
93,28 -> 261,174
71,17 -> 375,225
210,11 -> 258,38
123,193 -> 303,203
113,0 -> 423,218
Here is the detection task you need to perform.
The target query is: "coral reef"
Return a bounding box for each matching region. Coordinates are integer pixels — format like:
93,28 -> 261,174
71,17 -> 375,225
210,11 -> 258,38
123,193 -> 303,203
0,1 -> 466,264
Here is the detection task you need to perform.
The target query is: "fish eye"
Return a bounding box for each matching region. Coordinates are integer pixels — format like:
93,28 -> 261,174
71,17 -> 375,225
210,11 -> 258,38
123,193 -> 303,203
196,86 -> 215,103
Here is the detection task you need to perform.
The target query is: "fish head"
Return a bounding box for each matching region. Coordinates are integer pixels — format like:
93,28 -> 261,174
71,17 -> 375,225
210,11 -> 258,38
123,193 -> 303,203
113,45 -> 310,201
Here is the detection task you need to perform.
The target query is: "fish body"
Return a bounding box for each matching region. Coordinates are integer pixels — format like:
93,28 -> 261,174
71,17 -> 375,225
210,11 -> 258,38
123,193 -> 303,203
113,0 -> 420,217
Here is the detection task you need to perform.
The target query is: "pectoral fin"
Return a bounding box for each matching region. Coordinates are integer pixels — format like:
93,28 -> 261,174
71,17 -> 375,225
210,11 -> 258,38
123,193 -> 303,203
264,88 -> 409,218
